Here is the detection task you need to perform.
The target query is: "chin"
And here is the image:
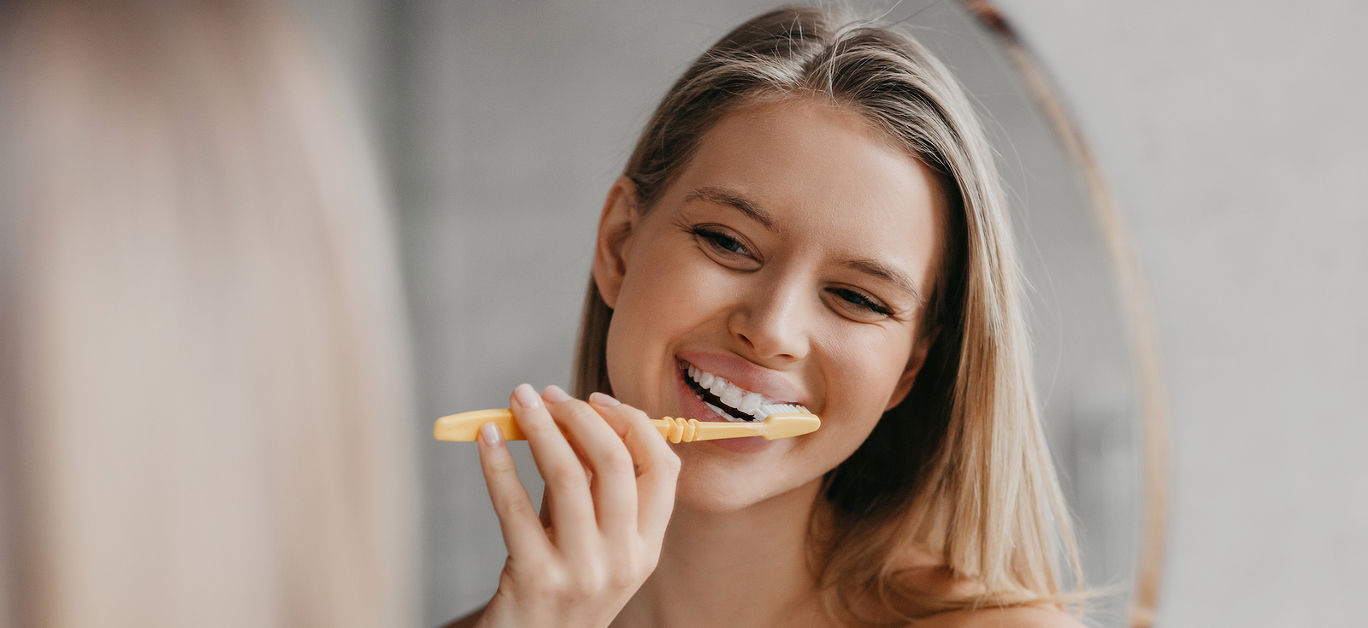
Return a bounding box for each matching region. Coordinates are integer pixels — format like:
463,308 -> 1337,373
673,479 -> 762,514
669,456 -> 760,512
671,455 -> 822,515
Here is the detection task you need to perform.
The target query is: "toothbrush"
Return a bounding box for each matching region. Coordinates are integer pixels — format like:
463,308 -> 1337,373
434,403 -> 819,443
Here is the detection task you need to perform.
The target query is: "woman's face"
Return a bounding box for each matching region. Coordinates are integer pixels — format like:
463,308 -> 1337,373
594,97 -> 945,513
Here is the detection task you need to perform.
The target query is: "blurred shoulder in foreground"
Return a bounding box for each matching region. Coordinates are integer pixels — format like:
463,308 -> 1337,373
0,1 -> 415,626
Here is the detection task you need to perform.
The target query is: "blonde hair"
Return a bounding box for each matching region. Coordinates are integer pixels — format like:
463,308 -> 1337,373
0,1 -> 414,626
572,6 -> 1080,623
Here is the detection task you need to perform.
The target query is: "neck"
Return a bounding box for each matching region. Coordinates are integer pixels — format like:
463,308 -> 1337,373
614,479 -> 833,628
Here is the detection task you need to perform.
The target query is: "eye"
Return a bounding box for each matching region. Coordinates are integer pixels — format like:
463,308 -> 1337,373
691,225 -> 757,260
826,286 -> 894,318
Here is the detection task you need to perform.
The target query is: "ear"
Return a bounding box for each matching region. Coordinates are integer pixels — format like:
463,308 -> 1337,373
884,327 -> 939,412
591,176 -> 641,309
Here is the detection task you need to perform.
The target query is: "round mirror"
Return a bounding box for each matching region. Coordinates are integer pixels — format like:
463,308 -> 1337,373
336,1 -> 1163,624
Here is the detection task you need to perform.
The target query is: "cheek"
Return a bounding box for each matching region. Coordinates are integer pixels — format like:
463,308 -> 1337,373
602,249 -> 729,395
823,330 -> 914,414
614,250 -> 734,336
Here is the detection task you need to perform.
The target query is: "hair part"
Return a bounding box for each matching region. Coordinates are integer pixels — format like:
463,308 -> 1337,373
573,5 -> 1081,623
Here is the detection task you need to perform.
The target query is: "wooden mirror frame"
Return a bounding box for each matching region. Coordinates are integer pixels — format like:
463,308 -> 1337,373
962,2 -> 1169,626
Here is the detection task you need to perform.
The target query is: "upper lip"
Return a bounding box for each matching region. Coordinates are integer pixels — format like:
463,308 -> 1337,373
675,350 -> 810,408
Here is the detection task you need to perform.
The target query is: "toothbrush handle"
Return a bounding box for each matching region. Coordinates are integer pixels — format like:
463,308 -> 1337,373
433,409 -> 768,443
654,417 -> 762,443
433,408 -> 524,441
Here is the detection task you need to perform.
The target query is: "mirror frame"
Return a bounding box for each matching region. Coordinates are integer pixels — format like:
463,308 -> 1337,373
962,2 -> 1169,626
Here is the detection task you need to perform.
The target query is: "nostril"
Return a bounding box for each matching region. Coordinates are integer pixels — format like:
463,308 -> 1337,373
726,299 -> 809,361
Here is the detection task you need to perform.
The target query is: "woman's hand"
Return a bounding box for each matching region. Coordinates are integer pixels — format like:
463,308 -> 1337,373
473,384 -> 681,628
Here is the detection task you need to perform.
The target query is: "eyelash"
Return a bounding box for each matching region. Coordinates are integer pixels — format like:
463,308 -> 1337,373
689,224 -> 895,318
828,287 -> 894,316
690,226 -> 752,257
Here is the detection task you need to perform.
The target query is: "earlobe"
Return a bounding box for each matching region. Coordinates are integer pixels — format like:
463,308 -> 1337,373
591,176 -> 640,309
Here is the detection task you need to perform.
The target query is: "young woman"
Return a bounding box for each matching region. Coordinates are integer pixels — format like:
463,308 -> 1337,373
455,6 -> 1083,627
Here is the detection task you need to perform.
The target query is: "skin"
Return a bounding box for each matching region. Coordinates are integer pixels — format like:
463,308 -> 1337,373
457,97 -> 1082,627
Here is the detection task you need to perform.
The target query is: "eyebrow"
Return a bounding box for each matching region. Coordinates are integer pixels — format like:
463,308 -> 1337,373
840,257 -> 926,306
682,186 -> 776,229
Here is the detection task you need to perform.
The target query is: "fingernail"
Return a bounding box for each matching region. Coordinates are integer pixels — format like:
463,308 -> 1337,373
479,421 -> 502,447
542,384 -> 572,403
512,383 -> 540,409
588,392 -> 620,407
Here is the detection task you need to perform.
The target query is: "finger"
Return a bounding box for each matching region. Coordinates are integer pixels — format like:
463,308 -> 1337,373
545,386 -> 638,538
476,420 -> 552,560
588,392 -> 680,542
509,383 -> 595,552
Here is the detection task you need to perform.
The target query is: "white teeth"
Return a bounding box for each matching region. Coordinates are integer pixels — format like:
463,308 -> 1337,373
707,377 -> 726,397
738,392 -> 762,414
682,362 -> 782,421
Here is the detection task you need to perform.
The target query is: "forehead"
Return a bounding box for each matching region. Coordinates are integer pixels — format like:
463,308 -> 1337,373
667,97 -> 945,274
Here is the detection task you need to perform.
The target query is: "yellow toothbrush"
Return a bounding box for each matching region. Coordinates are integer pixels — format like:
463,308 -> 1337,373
434,404 -> 819,443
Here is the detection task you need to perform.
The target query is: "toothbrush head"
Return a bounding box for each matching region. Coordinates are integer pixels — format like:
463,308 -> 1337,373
758,404 -> 820,440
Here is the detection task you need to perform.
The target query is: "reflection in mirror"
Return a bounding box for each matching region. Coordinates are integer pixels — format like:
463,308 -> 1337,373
362,1 -> 1149,625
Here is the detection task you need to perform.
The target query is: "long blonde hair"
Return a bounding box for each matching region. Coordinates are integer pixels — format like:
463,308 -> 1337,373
0,1 -> 414,626
571,5 -> 1080,623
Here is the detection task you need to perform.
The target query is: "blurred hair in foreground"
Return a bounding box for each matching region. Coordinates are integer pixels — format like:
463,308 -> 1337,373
0,1 -> 415,626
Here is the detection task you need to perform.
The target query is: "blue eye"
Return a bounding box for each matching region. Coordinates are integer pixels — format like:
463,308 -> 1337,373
692,226 -> 752,257
829,287 -> 894,317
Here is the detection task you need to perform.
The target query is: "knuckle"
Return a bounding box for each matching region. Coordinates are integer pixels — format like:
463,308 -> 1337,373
498,494 -> 536,520
606,566 -> 636,591
485,454 -> 518,476
569,566 -> 604,598
627,410 -> 654,431
518,418 -> 559,440
552,398 -> 596,424
546,464 -> 589,492
661,450 -> 682,475
600,446 -> 635,474
525,567 -> 566,599
633,544 -> 656,571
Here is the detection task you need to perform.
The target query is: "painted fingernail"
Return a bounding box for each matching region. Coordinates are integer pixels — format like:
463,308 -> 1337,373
479,421 -> 502,447
512,383 -> 541,409
588,392 -> 620,407
542,384 -> 571,403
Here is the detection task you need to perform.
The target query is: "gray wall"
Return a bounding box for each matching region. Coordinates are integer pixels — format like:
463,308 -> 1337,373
997,1 -> 1368,626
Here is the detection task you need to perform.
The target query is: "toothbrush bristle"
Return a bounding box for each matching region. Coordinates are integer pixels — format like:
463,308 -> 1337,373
758,402 -> 812,421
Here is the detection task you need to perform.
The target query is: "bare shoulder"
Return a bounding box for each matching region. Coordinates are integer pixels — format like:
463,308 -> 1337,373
441,605 -> 484,628
912,605 -> 1086,628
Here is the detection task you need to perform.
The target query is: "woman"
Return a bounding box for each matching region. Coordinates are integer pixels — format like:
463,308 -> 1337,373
456,6 -> 1083,627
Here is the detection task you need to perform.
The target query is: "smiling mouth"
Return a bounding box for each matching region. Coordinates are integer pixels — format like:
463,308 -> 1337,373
678,360 -> 790,423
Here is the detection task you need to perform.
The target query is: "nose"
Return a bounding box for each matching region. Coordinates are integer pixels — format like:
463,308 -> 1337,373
726,275 -> 812,363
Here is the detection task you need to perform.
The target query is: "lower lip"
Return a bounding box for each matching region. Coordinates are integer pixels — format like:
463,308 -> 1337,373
673,361 -> 773,453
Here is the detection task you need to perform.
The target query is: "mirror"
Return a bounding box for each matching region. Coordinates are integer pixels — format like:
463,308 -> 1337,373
306,1 -> 1162,624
